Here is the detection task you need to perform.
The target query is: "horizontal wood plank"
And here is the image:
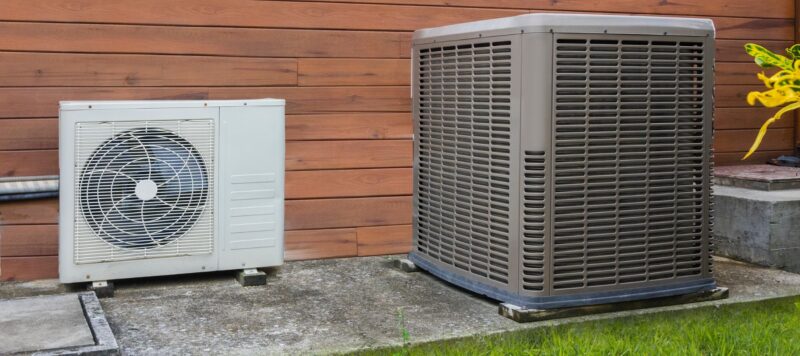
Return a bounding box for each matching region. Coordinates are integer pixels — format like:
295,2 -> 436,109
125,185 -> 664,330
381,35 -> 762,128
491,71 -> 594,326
2,196 -> 414,231
286,113 -> 411,141
716,40 -> 792,62
710,17 -> 794,40
716,150 -> 794,165
716,63 -> 767,86
285,196 -> 411,230
286,168 -> 412,199
0,86 -> 410,118
0,22 -> 411,58
284,228 -> 357,260
0,150 -> 58,177
715,107 -> 794,130
299,0 -> 793,19
0,118 -> 58,150
286,140 -> 412,170
0,141 -> 415,178
0,1 -> 524,32
0,225 -> 58,257
0,52 -> 297,87
299,59 -> 409,86
356,224 -> 411,256
290,59 -> 765,88
714,128 -> 794,152
0,198 -> 59,225
716,85 -> 764,108
0,22 -> 787,62
0,256 -> 58,281
0,112 -> 413,151
0,2 -> 793,37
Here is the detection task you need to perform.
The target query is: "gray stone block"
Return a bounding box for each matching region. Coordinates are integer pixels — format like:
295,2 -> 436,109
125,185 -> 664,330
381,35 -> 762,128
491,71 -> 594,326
236,269 -> 267,287
714,185 -> 800,273
394,258 -> 420,273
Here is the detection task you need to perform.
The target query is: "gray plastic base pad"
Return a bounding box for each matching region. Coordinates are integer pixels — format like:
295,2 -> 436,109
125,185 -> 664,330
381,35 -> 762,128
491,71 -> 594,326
409,252 -> 718,310
500,287 -> 729,322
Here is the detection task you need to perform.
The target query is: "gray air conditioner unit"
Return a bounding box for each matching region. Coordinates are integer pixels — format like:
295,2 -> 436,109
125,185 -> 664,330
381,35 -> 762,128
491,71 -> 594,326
410,13 -> 716,309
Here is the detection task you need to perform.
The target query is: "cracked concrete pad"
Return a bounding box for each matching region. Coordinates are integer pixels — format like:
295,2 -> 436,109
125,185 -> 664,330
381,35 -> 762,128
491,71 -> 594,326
95,256 -> 800,355
3,256 -> 800,355
0,294 -> 95,354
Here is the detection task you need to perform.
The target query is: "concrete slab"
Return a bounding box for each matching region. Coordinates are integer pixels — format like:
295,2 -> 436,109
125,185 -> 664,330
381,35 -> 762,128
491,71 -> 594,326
3,256 -> 800,355
715,164 -> 800,191
714,185 -> 800,273
0,294 -> 94,354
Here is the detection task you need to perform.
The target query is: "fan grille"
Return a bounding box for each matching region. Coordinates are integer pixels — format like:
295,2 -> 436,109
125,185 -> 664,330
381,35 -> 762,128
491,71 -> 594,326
74,120 -> 215,264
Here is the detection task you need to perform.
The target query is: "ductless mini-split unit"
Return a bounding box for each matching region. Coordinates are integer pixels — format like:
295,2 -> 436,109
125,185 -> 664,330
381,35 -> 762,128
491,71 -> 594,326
410,13 -> 718,309
59,99 -> 285,284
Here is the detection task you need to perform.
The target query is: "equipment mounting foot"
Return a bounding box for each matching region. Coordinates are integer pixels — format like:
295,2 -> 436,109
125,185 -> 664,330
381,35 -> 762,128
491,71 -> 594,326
236,268 -> 267,287
89,281 -> 115,298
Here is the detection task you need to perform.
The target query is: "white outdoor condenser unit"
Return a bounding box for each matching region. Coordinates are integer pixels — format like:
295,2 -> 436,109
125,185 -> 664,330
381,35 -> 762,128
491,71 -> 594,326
59,99 -> 284,283
410,14 -> 717,308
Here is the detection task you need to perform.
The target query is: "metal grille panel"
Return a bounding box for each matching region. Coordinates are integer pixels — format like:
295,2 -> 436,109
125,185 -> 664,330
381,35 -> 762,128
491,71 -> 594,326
521,151 -> 546,291
551,35 -> 709,291
74,119 -> 215,264
414,39 -> 514,284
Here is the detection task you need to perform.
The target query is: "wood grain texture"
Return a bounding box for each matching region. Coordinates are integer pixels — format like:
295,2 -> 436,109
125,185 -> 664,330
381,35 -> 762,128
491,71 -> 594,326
356,224 -> 411,256
716,40 -> 792,62
285,196 -> 412,230
710,17 -> 794,40
716,85 -> 764,108
715,107 -> 794,130
0,225 -> 58,257
0,198 -> 58,225
715,128 -> 795,152
716,63 -> 767,86
298,59 -> 750,88
286,113 -> 412,140
0,0 -> 525,31
0,118 -> 58,150
0,52 -> 297,87
0,22 -> 411,59
0,150 -> 58,177
286,168 -> 412,199
0,1 -> 793,36
0,87 -> 410,118
286,140 -> 412,170
294,0 -> 793,19
716,150 -> 795,165
284,228 -> 357,260
299,59 -> 409,86
0,256 -> 58,280
0,112 -> 412,151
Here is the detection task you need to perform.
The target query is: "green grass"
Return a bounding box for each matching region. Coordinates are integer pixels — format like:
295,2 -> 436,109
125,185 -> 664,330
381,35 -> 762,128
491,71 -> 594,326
356,296 -> 800,356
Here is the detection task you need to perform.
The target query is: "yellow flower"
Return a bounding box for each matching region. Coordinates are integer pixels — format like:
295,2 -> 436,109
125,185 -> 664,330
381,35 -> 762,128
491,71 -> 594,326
742,44 -> 800,159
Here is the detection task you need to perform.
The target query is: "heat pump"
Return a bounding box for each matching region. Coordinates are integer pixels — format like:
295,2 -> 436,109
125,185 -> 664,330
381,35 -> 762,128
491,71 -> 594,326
59,99 -> 284,283
410,14 -> 716,309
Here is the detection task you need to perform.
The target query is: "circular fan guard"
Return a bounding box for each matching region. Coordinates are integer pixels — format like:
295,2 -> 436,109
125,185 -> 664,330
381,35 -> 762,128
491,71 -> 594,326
78,128 -> 209,249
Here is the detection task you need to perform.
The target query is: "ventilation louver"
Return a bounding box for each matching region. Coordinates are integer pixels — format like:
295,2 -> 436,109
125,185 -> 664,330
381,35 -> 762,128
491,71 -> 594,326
411,13 -> 716,309
74,121 -> 214,263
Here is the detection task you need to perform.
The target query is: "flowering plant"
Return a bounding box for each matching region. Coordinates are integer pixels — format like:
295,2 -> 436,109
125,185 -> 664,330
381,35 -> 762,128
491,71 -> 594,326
742,43 -> 800,159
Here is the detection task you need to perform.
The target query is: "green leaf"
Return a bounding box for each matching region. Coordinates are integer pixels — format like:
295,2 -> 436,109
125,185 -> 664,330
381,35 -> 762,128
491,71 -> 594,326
745,43 -> 794,70
787,44 -> 800,60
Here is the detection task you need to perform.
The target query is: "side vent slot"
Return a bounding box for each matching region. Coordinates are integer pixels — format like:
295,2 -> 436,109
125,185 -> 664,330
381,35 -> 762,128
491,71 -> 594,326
521,151 -> 546,291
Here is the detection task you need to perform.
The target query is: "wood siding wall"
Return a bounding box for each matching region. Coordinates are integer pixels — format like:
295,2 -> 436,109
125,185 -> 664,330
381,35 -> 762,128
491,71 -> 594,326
0,0 -> 795,280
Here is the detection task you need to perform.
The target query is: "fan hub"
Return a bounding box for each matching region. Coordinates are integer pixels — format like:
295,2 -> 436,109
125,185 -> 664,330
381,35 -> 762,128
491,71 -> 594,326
134,179 -> 158,201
